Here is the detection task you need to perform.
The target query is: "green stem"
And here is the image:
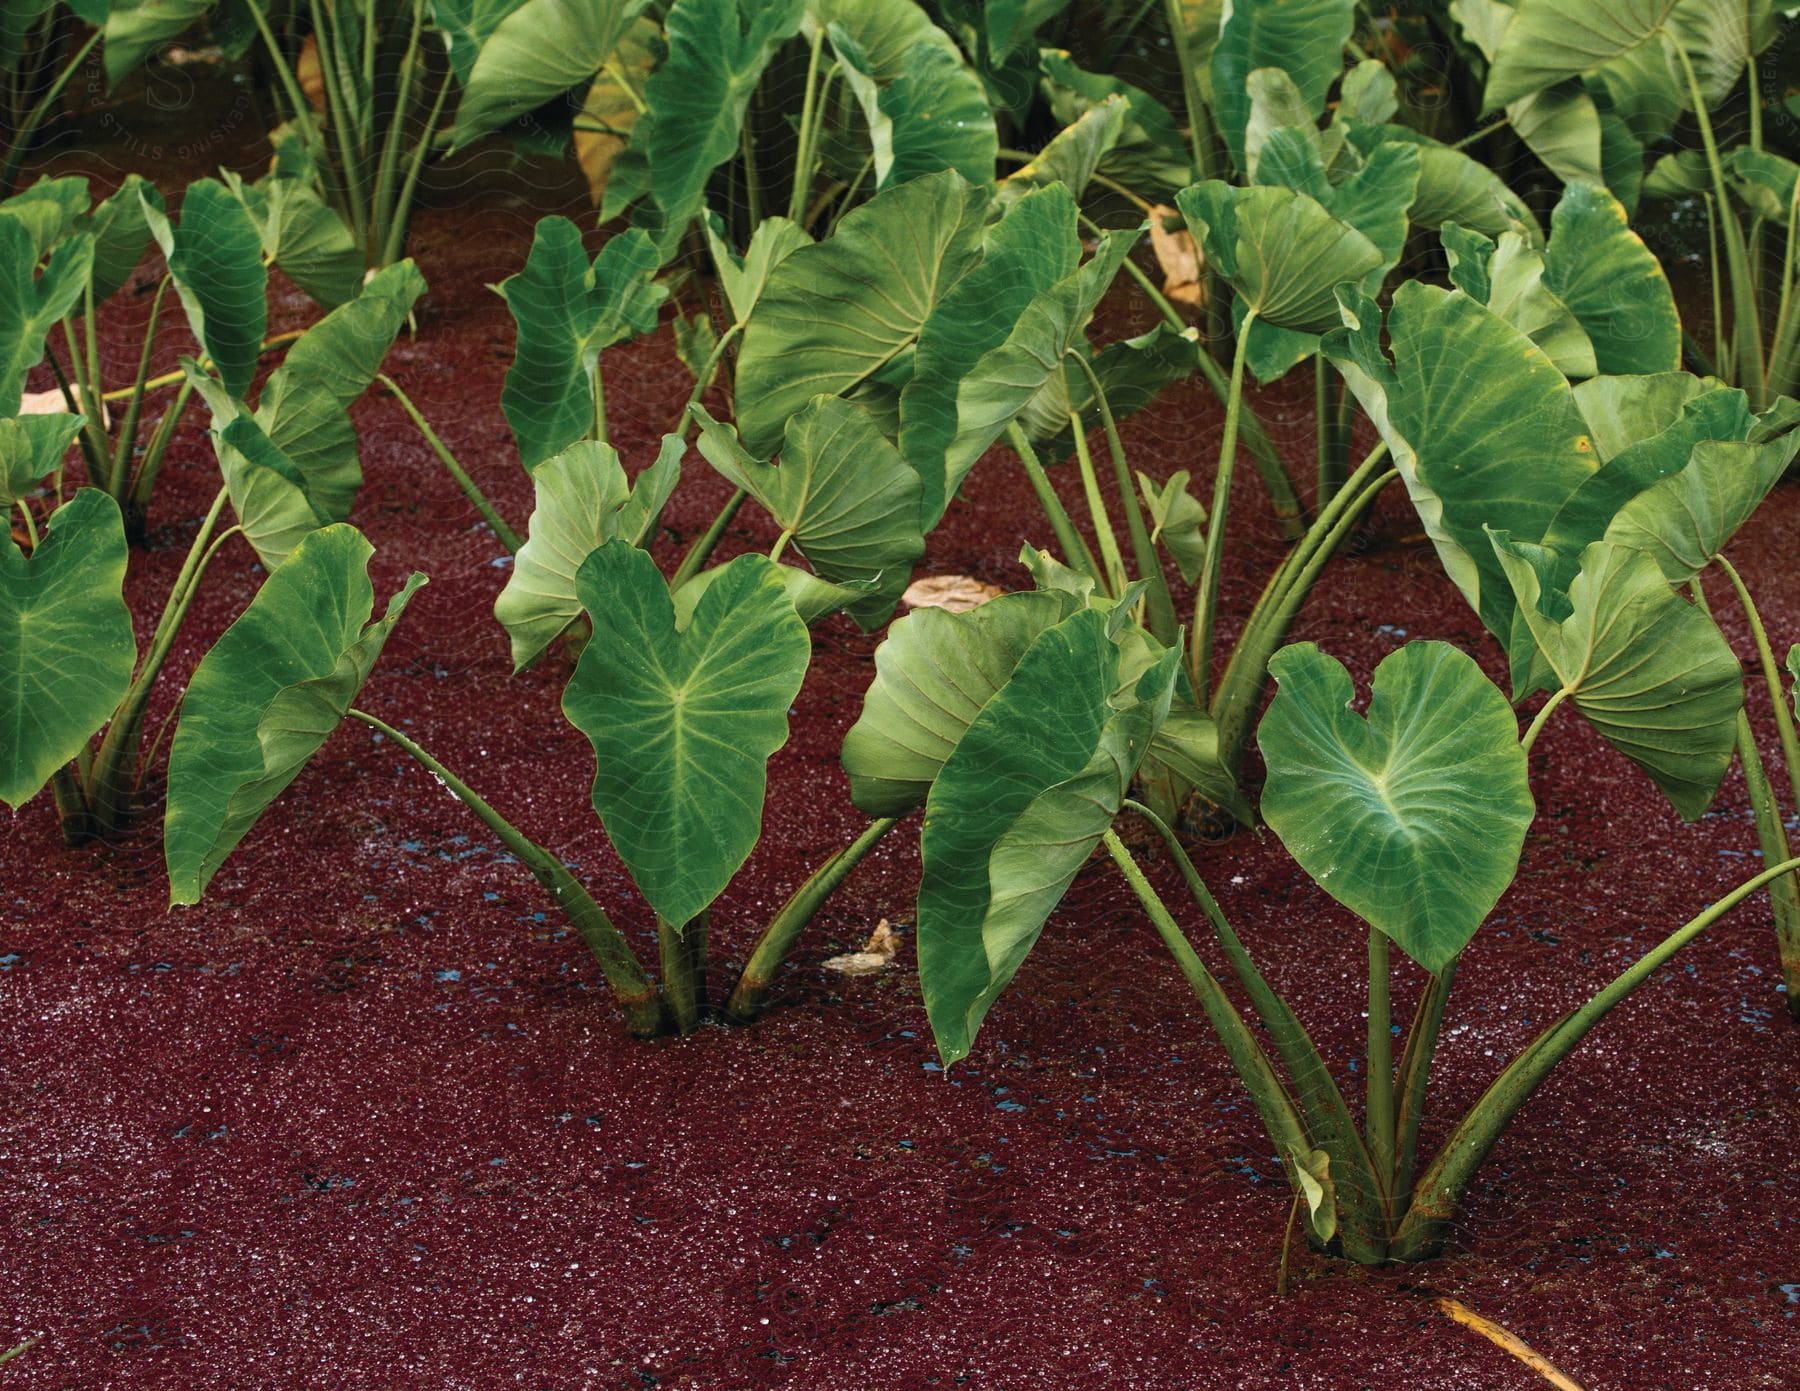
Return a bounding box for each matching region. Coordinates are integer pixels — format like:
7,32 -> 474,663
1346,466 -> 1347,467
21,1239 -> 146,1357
111,275 -> 172,504
1393,853 -> 1800,1261
125,378 -> 195,529
377,374 -> 522,551
1190,309 -> 1254,698
1124,798 -> 1389,1261
659,916 -> 704,1033
1208,455 -> 1394,786
378,61 -> 454,269
725,816 -> 900,1023
349,709 -> 665,1036
1007,422 -> 1105,588
1067,405 -> 1127,599
671,489 -> 747,589
1101,830 -> 1314,1163
1070,352 -> 1175,643
368,0 -> 424,265
592,361 -> 609,445
1392,961 -> 1456,1207
1365,928 -> 1395,1208
1674,42 -> 1766,405
787,25 -> 828,223
1734,708 -> 1800,1017
1161,0 -> 1213,180
1520,687 -> 1570,755
86,493 -> 235,834
1716,555 -> 1800,813
1083,213 -> 1304,539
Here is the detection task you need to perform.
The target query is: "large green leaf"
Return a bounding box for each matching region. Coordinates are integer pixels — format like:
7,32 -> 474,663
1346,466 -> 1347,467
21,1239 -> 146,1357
562,542 -> 811,925
251,259 -> 425,516
1028,323 -> 1201,465
1340,120 -> 1538,240
996,95 -> 1125,202
735,169 -> 991,457
1322,282 -> 1598,642
0,177 -> 89,258
1177,180 -> 1382,333
916,608 -> 1134,1063
1483,0 -> 1681,107
841,590 -> 1072,814
190,371 -> 332,572
936,228 -> 1140,509
453,0 -> 651,147
1604,433 -> 1800,582
102,0 -> 213,86
1210,0 -> 1354,172
0,412 -> 82,508
0,217 -> 92,413
224,172 -> 363,309
1241,136 -> 1421,382
898,183 -> 1080,525
84,173 -> 154,304
694,397 -> 923,628
0,489 -> 135,809
642,0 -> 805,236
1492,533 -> 1742,819
497,222 -> 667,470
494,435 -> 682,670
435,0 -> 531,82
1444,222 -> 1596,377
165,526 -> 425,903
1541,181 -> 1680,374
1257,641 -> 1534,973
824,4 -> 997,190
1039,49 -> 1191,200
141,179 -> 267,400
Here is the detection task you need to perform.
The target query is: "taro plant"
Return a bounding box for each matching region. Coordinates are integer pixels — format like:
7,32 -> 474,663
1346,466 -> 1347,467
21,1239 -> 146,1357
1320,261 -> 1800,1011
1457,0 -> 1797,405
4,169 -> 365,537
0,252 -> 422,842
844,578 -> 1799,1261
328,201 -> 937,1039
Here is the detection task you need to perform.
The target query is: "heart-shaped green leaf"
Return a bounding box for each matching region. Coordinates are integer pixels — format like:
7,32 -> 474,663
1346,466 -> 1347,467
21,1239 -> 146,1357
0,216 -> 92,413
224,171 -> 363,309
639,0 -> 805,239
563,542 -> 811,925
1177,180 -> 1383,333
498,221 -> 667,471
705,216 -> 812,325
734,169 -> 991,457
1491,533 -> 1742,820
0,412 -> 82,508
1603,433 -> 1800,582
166,525 -> 426,903
141,180 -> 268,400
1540,181 -> 1679,375
495,435 -> 683,670
1258,641 -> 1534,973
1323,282 -> 1599,644
841,590 -> 1073,815
0,489 -> 135,809
694,396 -> 923,628
453,0 -> 652,148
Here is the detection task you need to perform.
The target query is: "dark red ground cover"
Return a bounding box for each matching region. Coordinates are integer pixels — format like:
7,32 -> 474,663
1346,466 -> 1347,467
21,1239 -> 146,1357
2,73 -> 1797,1389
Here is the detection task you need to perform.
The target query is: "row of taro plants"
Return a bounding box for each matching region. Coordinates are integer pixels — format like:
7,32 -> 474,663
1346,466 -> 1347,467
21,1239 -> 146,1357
4,0 -> 1799,1267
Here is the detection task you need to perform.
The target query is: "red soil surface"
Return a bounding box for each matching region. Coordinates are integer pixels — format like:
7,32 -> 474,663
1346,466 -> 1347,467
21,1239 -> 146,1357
2,65 -> 1797,1390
